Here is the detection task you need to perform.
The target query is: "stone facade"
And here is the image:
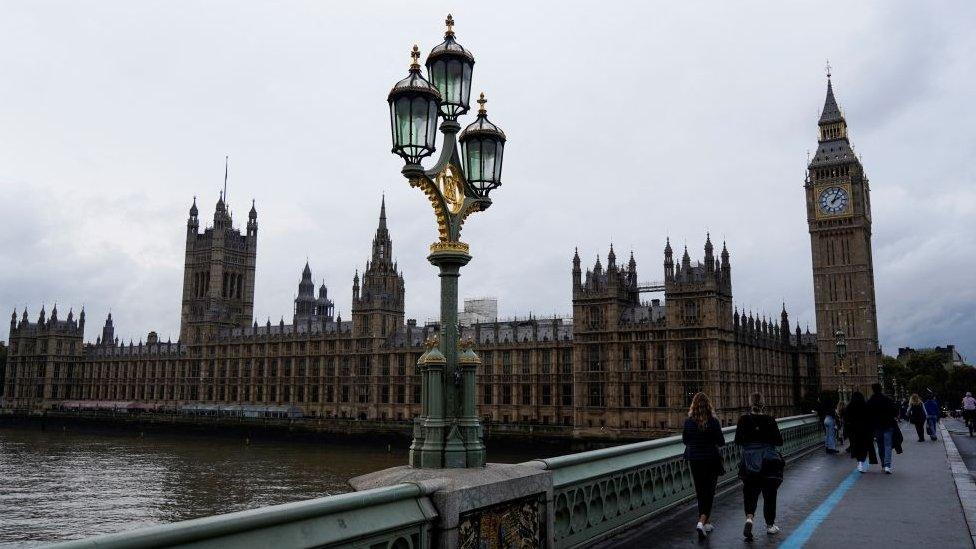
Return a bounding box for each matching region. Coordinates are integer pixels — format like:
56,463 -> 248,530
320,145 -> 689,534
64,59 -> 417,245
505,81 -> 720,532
805,76 -> 881,391
2,194 -> 818,437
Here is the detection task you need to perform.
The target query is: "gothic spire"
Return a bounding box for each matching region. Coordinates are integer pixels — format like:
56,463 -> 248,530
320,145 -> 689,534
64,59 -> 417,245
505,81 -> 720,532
371,196 -> 392,264
819,72 -> 844,125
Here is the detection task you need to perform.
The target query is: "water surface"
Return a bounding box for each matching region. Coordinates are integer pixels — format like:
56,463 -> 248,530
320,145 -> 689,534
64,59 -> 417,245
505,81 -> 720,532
0,426 -> 546,547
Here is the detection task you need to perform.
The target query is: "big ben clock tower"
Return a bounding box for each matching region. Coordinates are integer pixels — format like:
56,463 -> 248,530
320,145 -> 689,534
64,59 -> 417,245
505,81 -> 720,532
805,70 -> 881,394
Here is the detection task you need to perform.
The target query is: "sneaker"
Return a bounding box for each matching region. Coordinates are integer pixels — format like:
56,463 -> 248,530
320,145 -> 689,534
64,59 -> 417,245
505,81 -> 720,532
884,467 -> 892,474
696,522 -> 707,540
743,518 -> 754,541
857,462 -> 866,473
767,524 -> 781,535
704,524 -> 714,533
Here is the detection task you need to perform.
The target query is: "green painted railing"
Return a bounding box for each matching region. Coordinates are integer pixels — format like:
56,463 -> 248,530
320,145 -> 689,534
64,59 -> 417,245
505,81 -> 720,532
48,482 -> 438,549
44,414 -> 820,549
523,414 -> 821,549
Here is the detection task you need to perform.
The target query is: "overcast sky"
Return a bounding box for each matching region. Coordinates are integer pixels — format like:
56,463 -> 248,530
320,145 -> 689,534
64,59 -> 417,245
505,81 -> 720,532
0,1 -> 973,360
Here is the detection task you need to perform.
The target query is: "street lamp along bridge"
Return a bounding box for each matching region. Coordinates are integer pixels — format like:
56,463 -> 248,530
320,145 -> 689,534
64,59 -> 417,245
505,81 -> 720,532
386,14 -> 506,469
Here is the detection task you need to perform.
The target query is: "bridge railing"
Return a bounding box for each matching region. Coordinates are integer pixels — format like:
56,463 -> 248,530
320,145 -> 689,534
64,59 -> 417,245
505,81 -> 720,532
48,482 -> 438,549
523,414 -> 821,548
46,414 -> 820,549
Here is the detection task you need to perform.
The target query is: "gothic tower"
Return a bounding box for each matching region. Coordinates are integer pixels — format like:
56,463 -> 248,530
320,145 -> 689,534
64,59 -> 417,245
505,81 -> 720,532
352,197 -> 405,338
805,73 -> 880,392
293,262 -> 334,326
179,194 -> 257,343
664,236 -> 734,406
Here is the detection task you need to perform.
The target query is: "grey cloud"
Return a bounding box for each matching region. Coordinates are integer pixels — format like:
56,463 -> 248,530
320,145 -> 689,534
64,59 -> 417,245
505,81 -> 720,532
0,0 -> 973,361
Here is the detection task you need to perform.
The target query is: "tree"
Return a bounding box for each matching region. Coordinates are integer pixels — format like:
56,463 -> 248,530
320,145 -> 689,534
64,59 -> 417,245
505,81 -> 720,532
885,351 -> 953,405
947,366 -> 976,409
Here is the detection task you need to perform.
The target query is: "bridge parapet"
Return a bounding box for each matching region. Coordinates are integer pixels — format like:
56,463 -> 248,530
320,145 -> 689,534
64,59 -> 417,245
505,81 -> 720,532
48,482 -> 438,549
523,414 -> 821,548
48,415 -> 820,549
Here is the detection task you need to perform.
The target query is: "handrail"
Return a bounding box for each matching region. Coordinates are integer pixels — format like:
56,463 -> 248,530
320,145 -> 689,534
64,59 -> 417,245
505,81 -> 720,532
527,414 -> 816,471
49,483 -> 432,549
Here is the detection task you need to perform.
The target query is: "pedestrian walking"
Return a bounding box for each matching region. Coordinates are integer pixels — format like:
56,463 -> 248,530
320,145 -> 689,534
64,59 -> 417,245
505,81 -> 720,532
844,391 -> 878,472
835,401 -> 847,446
682,392 -> 726,540
962,392 -> 976,437
907,394 -> 926,442
735,392 -> 784,541
923,394 -> 940,441
866,383 -> 899,474
823,404 -> 839,454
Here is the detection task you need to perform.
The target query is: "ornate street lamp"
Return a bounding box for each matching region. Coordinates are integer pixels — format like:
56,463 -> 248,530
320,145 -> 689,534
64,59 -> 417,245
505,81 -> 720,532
387,15 -> 507,469
835,330 -> 848,403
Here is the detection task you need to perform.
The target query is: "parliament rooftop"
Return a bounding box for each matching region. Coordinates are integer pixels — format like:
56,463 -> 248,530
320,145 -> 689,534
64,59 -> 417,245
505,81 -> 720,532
4,15 -> 976,549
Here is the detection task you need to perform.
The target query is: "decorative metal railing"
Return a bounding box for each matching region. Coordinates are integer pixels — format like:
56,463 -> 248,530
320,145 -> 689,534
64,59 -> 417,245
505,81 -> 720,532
44,414 -> 820,549
48,483 -> 437,549
524,414 -> 821,548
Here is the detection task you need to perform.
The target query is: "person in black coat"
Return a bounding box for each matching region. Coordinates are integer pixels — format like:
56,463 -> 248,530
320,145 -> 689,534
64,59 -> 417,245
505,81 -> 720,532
844,391 -> 878,471
907,394 -> 927,442
866,383 -> 899,473
682,392 -> 726,540
734,392 -> 784,540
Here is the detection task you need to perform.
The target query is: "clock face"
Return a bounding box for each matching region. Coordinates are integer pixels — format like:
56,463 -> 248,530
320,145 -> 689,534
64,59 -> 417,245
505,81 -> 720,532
818,186 -> 849,215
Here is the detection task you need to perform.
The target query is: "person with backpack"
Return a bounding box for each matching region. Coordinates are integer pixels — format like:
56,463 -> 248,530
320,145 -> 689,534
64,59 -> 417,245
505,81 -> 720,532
923,394 -> 940,441
682,392 -> 726,540
907,394 -> 926,442
735,392 -> 784,541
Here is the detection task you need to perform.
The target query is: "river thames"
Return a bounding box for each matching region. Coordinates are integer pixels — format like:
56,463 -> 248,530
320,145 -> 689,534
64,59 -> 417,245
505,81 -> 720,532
0,426 -> 550,547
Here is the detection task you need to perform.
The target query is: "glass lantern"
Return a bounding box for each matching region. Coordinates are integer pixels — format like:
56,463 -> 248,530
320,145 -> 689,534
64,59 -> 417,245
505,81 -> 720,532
388,46 -> 442,164
459,93 -> 506,197
426,14 -> 475,120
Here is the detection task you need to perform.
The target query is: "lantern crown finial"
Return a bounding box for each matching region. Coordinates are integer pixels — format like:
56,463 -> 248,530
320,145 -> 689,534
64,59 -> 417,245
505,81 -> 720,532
477,92 -> 487,115
445,14 -> 455,37
410,44 -> 421,70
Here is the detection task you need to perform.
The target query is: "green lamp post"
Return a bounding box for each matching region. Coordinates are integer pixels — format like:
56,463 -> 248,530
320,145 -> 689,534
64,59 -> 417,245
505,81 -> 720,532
387,15 -> 506,469
835,330 -> 848,404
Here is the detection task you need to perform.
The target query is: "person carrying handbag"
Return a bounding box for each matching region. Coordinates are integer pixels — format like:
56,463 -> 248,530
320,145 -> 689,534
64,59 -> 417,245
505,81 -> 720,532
735,392 -> 785,541
682,392 -> 726,540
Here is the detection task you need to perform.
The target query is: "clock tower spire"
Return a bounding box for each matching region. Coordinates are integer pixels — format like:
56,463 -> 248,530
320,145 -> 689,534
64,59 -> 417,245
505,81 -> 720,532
805,70 -> 881,396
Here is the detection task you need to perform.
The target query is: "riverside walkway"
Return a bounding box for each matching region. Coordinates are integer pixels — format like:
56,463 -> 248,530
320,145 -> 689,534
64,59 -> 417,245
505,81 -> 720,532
602,421 -> 976,548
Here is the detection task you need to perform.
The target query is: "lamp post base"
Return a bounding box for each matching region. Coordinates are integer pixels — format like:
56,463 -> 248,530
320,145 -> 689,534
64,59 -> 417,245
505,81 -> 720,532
407,245 -> 486,469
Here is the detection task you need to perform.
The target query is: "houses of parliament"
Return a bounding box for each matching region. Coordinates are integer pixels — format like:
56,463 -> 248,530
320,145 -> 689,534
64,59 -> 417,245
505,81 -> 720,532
1,77 -> 880,439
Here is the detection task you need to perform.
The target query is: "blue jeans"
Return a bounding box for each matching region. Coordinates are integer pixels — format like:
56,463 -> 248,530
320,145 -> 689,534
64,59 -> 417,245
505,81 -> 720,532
873,427 -> 893,468
824,416 -> 837,450
926,416 -> 939,440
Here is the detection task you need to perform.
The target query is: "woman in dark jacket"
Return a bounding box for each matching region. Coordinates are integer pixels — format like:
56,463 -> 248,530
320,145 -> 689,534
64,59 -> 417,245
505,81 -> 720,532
907,394 -> 926,442
734,392 -> 784,541
843,391 -> 878,472
683,392 -> 726,540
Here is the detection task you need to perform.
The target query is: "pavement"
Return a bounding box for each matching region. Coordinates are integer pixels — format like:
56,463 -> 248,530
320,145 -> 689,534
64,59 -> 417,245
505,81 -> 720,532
947,418 -> 976,476
599,422 -> 974,548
